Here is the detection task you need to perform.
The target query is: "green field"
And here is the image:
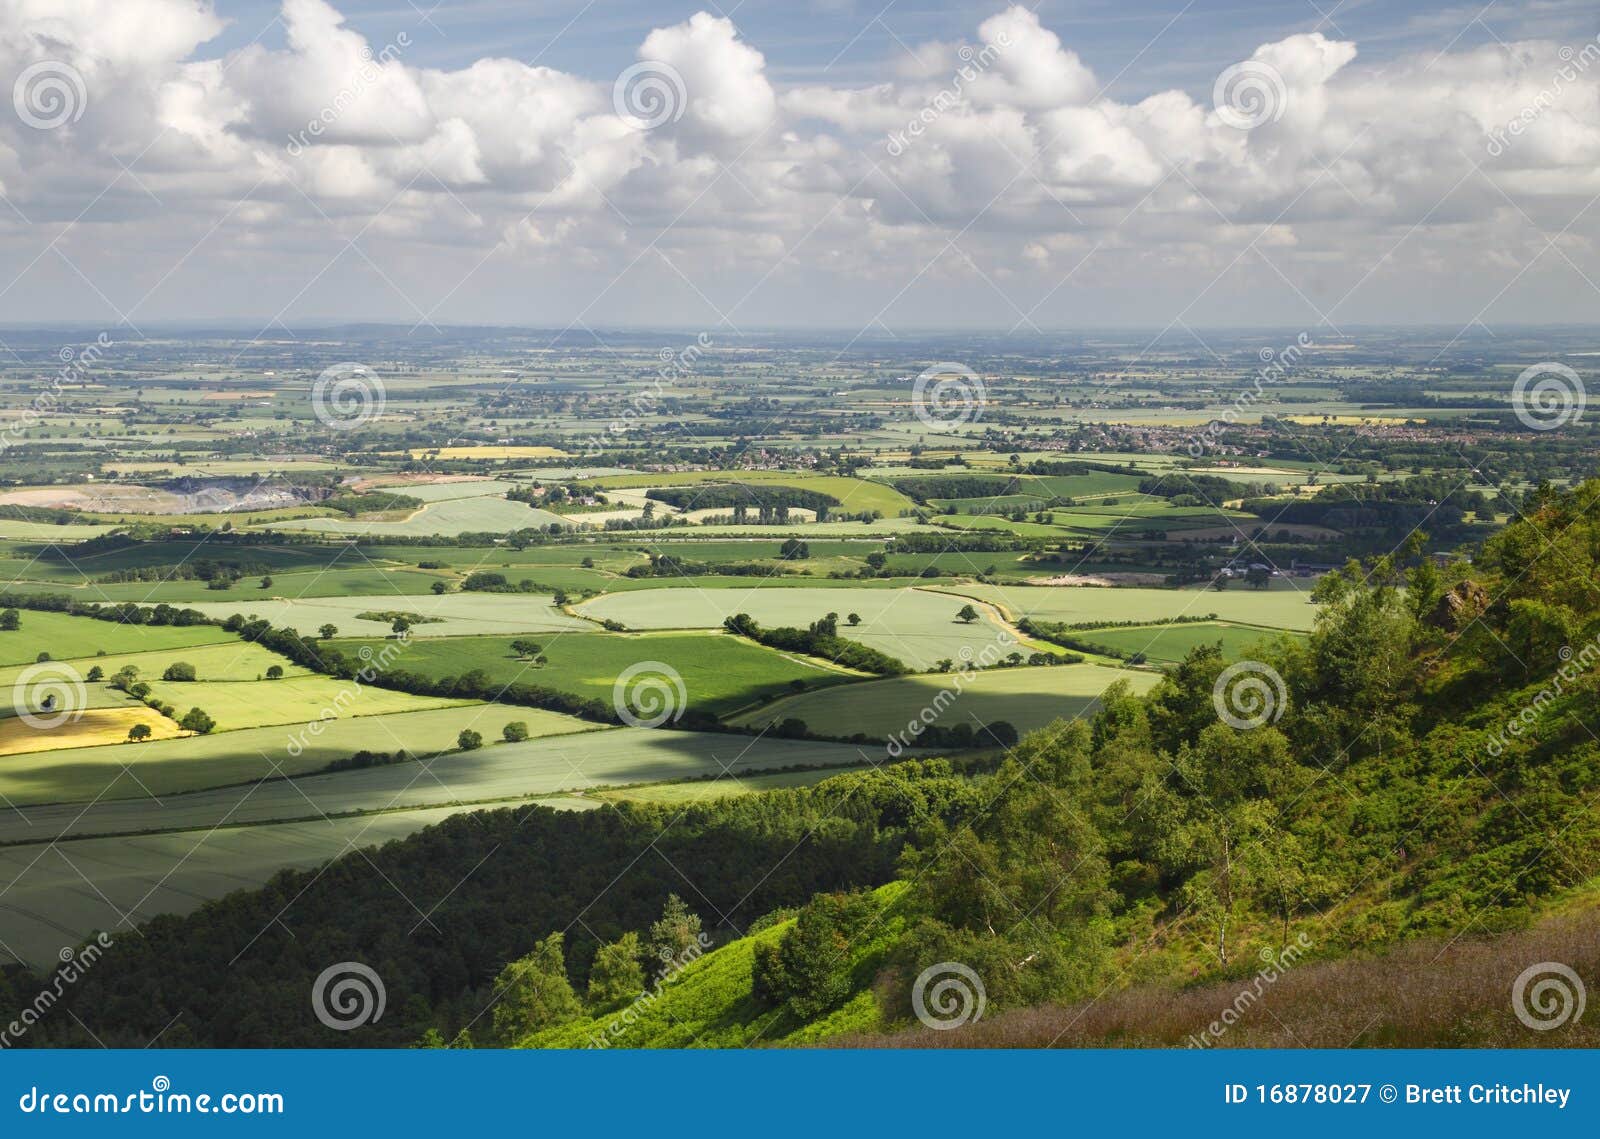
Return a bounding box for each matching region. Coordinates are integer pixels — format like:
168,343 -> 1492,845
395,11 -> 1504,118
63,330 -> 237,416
931,583 -> 1319,631
0,611 -> 235,665
0,640 -> 303,692
1069,621 -> 1301,665
267,495 -> 563,536
731,663 -> 1159,736
584,470 -> 915,518
330,630 -> 854,716
140,676 -> 472,732
179,593 -> 593,638
577,586 -> 1048,671
0,703 -> 571,804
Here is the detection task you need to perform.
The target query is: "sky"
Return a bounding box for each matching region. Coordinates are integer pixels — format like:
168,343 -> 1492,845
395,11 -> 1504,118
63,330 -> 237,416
0,0 -> 1597,336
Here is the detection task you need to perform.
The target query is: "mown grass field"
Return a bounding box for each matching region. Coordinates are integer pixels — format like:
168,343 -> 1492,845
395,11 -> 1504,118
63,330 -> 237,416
577,586 -> 1042,671
731,663 -> 1159,736
931,583 -> 1319,631
590,768 -> 846,805
0,611 -> 234,665
329,630 -> 853,716
0,706 -> 181,756
48,567 -> 449,603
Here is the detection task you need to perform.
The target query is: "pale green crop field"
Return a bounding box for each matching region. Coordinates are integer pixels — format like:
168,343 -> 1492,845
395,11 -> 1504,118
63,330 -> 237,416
0,611 -> 235,665
732,663 -> 1160,736
266,494 -> 563,536
141,676 -> 471,732
0,520 -> 117,541
930,583 -> 1319,631
0,703 -> 566,804
0,641 -> 302,694
178,592 -> 593,638
577,586 -> 1033,671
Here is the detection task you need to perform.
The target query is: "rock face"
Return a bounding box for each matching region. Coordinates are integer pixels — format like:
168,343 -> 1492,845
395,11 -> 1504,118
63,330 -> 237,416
1426,579 -> 1490,631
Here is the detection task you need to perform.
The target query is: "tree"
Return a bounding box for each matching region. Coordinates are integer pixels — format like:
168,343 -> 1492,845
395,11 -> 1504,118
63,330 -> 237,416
0,608 -> 18,631
779,538 -> 810,560
110,665 -> 139,692
846,613 -> 862,626
265,665 -> 284,680
510,639 -> 543,660
490,933 -> 581,1044
431,581 -> 447,595
457,729 -> 483,751
1245,565 -> 1271,590
647,894 -> 704,966
86,665 -> 104,682
179,707 -> 216,734
956,604 -> 980,624
127,723 -> 152,742
259,575 -> 272,589
318,624 -> 339,640
502,721 -> 529,743
586,931 -> 646,1008
162,661 -> 197,681
391,617 -> 412,636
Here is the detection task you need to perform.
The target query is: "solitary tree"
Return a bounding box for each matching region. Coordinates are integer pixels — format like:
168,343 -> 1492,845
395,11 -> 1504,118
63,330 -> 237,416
265,665 -> 284,680
127,723 -> 152,742
179,707 -> 216,734
956,604 -> 980,624
318,624 -> 339,640
457,729 -> 483,751
648,894 -> 704,966
502,721 -> 529,743
846,613 -> 862,626
0,608 -> 18,631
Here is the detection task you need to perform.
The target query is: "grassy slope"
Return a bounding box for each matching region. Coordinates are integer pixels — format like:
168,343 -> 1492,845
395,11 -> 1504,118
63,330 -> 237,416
522,882 -> 911,1049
